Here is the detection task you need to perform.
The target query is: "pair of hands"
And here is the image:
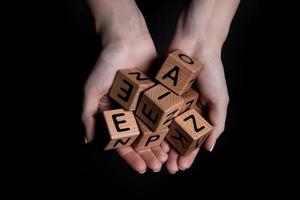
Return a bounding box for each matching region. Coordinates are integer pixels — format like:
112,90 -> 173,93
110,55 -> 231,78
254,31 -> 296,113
82,0 -> 238,174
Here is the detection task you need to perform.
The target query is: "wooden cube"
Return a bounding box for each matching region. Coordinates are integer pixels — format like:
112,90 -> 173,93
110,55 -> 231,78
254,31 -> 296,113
103,109 -> 140,150
166,109 -> 212,155
109,69 -> 155,110
155,50 -> 204,95
179,88 -> 199,114
135,84 -> 184,131
132,117 -> 169,150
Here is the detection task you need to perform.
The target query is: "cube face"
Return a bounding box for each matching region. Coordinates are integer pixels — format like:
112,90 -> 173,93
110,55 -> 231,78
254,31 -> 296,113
135,84 -> 184,131
103,109 -> 140,150
132,118 -> 168,150
166,109 -> 212,155
176,109 -> 212,139
166,122 -> 194,155
155,50 -> 204,95
179,88 -> 199,114
109,69 -> 155,110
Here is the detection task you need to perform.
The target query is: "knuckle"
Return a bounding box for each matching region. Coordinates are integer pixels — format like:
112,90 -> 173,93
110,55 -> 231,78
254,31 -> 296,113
219,125 -> 225,133
225,94 -> 230,105
214,125 -> 225,137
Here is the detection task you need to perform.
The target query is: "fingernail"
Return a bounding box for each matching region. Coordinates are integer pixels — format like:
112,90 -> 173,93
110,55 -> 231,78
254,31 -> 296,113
178,167 -> 186,171
138,169 -> 146,174
153,168 -> 161,173
209,142 -> 216,152
84,137 -> 88,144
169,170 -> 178,174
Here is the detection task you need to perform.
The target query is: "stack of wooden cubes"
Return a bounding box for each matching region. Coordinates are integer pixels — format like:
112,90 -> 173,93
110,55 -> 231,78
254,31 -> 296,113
103,50 -> 212,155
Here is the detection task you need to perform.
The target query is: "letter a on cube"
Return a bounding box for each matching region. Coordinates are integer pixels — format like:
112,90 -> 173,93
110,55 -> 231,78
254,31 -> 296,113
155,50 -> 204,95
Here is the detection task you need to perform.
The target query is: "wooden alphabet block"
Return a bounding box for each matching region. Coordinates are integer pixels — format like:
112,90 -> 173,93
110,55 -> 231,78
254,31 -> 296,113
135,84 -> 184,131
155,50 -> 204,95
165,109 -> 212,155
109,69 -> 155,110
179,88 -> 199,114
132,117 -> 168,150
103,109 -> 140,150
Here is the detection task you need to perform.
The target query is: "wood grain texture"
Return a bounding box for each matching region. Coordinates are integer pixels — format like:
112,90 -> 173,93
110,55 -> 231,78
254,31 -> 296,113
155,49 -> 204,95
135,84 -> 184,131
166,108 -> 212,155
103,109 -> 140,150
109,69 -> 155,110
179,87 -> 199,114
132,117 -> 168,150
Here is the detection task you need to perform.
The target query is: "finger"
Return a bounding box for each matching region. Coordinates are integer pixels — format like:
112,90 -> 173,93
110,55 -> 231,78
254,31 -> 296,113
82,88 -> 101,142
178,148 -> 200,171
138,149 -> 162,172
166,148 -> 179,174
161,140 -> 170,153
98,95 -> 112,112
151,146 -> 168,163
117,146 -> 147,174
204,101 -> 228,152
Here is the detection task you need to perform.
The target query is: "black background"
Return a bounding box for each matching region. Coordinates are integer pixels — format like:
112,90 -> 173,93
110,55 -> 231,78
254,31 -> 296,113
62,0 -> 295,197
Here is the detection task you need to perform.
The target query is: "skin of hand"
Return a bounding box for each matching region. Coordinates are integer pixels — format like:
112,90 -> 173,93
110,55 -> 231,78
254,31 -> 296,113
163,0 -> 240,174
82,0 -> 169,174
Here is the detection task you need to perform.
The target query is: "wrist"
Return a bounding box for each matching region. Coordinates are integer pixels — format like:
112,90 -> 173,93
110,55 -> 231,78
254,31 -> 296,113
90,0 -> 149,46
171,0 -> 239,59
170,33 -> 223,60
171,18 -> 225,58
98,16 -> 150,47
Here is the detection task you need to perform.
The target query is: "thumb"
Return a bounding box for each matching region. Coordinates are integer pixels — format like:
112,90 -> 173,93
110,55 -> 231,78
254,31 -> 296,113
82,87 -> 102,143
204,100 -> 228,152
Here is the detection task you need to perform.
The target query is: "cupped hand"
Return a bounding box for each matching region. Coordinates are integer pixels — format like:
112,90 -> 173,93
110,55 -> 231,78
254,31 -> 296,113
160,0 -> 236,173
163,38 -> 229,174
82,31 -> 171,173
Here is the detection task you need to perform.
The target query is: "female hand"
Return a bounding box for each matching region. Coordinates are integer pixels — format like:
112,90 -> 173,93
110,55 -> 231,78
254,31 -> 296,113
83,0 -> 168,174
